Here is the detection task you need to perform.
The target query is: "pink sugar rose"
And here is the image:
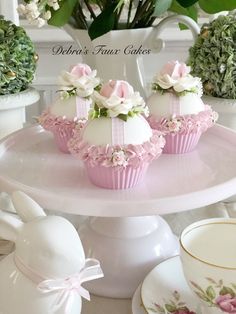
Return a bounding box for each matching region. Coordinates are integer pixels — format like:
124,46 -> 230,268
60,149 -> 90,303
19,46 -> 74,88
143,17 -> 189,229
111,150 -> 128,167
167,118 -> 182,133
100,80 -> 134,99
70,63 -> 92,77
155,61 -> 193,91
160,60 -> 190,79
58,63 -> 99,98
93,79 -> 146,118
216,294 -> 236,313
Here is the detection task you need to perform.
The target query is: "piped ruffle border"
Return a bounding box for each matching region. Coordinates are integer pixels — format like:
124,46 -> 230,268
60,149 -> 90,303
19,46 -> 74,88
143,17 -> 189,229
68,130 -> 165,169
147,105 -> 218,135
38,109 -> 86,137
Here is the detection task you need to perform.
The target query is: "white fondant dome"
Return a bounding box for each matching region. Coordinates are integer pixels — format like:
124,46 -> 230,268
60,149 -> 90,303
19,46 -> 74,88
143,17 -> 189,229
83,115 -> 152,145
147,91 -> 205,118
50,96 -> 92,120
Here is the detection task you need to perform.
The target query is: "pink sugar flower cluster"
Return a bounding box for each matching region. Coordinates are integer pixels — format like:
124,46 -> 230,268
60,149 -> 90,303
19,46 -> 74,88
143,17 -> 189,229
68,130 -> 165,169
148,105 -> 218,135
38,109 -> 79,137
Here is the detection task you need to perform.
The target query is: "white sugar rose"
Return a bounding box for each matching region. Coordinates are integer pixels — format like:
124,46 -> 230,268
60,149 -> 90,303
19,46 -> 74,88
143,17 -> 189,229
104,95 -> 133,117
93,93 -> 133,117
58,63 -> 100,98
155,73 -> 178,90
173,76 -> 202,96
74,75 -> 100,98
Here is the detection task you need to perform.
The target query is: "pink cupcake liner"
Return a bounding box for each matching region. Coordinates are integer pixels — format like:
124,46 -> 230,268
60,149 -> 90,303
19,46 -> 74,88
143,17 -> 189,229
163,132 -> 202,154
85,163 -> 149,189
39,109 -> 88,154
52,129 -> 74,154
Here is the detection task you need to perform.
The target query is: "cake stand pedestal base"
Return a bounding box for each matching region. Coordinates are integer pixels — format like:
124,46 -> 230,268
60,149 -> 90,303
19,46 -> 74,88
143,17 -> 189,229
79,215 -> 179,298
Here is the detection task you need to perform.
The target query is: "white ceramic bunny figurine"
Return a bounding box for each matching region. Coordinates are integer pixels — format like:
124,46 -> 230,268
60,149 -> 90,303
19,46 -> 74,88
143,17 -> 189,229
0,191 -> 103,314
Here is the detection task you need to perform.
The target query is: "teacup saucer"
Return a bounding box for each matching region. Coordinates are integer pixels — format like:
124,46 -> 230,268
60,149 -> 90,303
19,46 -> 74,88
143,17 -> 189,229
132,285 -> 147,314
141,256 -> 201,314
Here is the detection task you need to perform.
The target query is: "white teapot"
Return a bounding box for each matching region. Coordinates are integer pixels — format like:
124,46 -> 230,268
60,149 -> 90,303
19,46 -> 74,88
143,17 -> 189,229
0,191 -> 103,314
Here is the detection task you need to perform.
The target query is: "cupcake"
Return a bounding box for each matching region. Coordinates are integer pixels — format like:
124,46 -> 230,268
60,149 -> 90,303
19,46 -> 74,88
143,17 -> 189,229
39,63 -> 100,153
147,61 -> 218,154
69,80 -> 165,189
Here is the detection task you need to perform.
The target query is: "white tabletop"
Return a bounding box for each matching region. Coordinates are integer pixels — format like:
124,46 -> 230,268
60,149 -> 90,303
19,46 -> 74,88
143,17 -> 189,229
83,296 -> 131,314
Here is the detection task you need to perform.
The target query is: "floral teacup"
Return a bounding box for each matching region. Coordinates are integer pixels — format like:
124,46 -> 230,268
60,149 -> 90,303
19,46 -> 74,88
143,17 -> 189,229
180,218 -> 236,314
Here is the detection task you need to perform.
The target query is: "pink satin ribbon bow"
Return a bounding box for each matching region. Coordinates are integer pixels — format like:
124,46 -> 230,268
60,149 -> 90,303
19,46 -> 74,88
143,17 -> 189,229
37,258 -> 103,313
14,255 -> 103,314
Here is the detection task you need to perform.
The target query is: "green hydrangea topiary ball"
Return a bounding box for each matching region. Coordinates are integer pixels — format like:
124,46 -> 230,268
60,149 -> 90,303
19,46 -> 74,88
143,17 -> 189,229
189,14 -> 236,99
0,16 -> 37,95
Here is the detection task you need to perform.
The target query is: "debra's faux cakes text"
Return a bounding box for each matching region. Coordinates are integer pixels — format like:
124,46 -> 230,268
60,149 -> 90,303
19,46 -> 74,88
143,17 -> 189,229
52,44 -> 151,56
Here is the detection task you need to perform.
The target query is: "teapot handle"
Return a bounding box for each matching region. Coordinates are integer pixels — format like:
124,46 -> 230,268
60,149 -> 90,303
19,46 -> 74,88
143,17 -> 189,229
138,15 -> 200,96
148,14 -> 200,53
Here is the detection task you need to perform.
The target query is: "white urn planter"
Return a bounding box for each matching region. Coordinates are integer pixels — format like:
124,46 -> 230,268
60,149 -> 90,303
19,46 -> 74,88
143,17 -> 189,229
64,15 -> 200,96
0,88 -> 40,139
203,95 -> 236,130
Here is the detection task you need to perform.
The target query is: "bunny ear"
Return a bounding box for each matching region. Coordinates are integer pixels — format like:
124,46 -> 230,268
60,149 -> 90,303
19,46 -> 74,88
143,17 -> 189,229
12,191 -> 46,223
0,211 -> 23,242
0,192 -> 16,214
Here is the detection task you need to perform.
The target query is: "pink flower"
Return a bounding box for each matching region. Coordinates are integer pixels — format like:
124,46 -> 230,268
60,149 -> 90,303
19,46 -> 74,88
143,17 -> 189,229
70,63 -> 92,77
153,61 -> 202,93
160,60 -> 190,79
58,63 -> 100,98
100,80 -> 134,98
216,294 -> 236,313
167,118 -> 182,133
111,150 -> 128,167
93,80 -> 146,118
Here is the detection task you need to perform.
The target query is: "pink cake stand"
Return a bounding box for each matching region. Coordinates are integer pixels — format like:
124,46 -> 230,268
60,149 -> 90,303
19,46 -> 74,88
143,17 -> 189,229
0,124 -> 236,298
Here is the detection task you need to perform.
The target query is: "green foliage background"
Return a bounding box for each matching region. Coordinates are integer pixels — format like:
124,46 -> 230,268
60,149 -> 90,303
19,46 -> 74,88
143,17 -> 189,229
46,0 -> 236,40
0,16 -> 37,95
189,14 -> 236,99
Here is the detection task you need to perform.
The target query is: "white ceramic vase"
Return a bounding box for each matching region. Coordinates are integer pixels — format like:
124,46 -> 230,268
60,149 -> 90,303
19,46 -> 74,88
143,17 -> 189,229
64,15 -> 200,96
0,88 -> 40,139
203,95 -> 236,130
